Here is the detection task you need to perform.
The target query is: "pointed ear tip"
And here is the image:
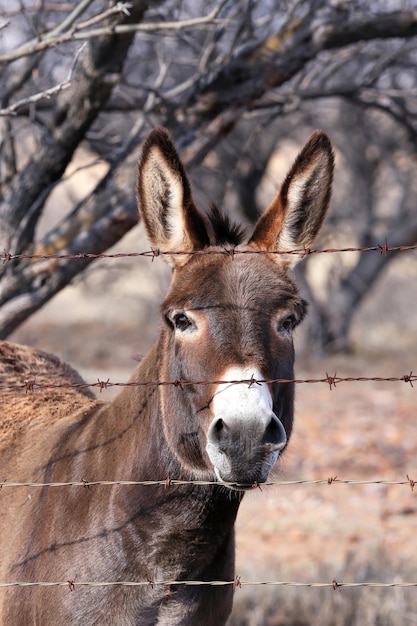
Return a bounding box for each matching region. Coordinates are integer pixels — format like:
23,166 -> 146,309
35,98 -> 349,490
137,127 -> 178,191
141,126 -> 173,155
308,129 -> 334,155
149,126 -> 172,141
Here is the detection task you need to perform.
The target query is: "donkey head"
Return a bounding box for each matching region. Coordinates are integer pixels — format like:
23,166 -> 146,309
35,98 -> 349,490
137,128 -> 333,488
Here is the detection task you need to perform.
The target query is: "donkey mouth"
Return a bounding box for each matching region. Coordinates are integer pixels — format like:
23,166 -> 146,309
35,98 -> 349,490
217,476 -> 269,492
212,450 -> 280,490
226,482 -> 261,492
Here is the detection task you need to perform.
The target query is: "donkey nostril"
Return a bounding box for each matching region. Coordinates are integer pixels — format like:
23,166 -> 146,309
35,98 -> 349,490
265,416 -> 287,449
209,418 -> 225,444
214,418 -> 224,432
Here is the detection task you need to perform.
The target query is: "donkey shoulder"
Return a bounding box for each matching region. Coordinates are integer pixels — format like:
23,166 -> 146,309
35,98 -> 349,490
0,340 -> 97,452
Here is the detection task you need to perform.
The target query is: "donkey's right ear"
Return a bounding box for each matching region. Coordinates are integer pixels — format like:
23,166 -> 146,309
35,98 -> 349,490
137,128 -> 209,265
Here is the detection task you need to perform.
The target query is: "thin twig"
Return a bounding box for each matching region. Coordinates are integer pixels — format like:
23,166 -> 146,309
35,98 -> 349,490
0,8 -> 225,64
0,81 -> 71,116
0,41 -> 85,117
42,0 -> 96,39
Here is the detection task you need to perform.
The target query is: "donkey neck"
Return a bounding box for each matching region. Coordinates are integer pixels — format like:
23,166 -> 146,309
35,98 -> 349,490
95,339 -> 174,480
95,337 -> 240,492
94,339 -> 243,574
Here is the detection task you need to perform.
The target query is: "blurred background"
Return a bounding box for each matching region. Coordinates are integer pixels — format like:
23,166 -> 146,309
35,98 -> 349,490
1,1 -> 417,623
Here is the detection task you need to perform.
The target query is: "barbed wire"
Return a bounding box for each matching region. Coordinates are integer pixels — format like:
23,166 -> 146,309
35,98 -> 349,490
0,477 -> 414,593
0,476 -> 415,490
1,242 -> 417,264
1,244 -> 415,600
1,372 -> 415,393
1,579 -> 417,591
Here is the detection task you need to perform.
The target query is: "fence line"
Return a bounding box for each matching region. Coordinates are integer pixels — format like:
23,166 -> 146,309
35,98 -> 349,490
2,242 -> 417,264
1,579 -> 417,591
1,242 -> 416,601
0,477 -> 415,490
1,373 -> 415,393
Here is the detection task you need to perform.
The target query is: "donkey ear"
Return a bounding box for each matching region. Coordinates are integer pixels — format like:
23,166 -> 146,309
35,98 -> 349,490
137,127 -> 209,264
249,130 -> 334,267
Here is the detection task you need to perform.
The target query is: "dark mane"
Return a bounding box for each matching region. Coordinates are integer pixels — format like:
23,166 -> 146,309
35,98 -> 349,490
207,203 -> 246,246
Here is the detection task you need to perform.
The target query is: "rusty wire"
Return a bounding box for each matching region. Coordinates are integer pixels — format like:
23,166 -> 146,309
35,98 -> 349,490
0,372 -> 415,393
0,476 -> 415,490
1,579 -> 417,590
1,242 -> 417,264
1,243 -> 416,597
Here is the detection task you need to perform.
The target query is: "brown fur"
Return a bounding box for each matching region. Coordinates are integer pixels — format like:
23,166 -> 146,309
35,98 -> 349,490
0,128 -> 333,624
0,342 -> 97,460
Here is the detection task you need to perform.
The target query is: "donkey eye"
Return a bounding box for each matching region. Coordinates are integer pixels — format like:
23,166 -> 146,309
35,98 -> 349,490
278,315 -> 296,335
173,312 -> 193,332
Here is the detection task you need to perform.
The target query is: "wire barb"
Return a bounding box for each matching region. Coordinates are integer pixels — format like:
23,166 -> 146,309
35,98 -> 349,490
378,238 -> 389,257
97,378 -> 111,392
24,379 -> 36,393
151,248 -> 161,261
325,372 -> 337,390
406,474 -> 415,492
1,250 -> 12,264
222,246 -> 236,258
234,575 -> 242,589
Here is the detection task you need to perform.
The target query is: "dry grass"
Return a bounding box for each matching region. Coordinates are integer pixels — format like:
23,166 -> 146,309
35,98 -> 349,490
229,554 -> 417,626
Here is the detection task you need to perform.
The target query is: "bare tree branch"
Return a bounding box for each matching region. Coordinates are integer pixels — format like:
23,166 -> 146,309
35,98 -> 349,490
314,214 -> 417,353
183,9 -> 417,126
0,0 -> 151,257
318,9 -> 417,49
0,151 -> 138,337
0,7 -> 224,64
0,80 -> 71,117
1,0 -> 417,348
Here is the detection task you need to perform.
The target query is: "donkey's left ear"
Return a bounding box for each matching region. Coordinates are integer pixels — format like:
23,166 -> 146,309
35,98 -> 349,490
137,127 -> 210,265
250,130 -> 334,267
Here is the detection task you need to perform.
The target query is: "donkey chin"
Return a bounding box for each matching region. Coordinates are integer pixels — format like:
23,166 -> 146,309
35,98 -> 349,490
206,443 -> 283,491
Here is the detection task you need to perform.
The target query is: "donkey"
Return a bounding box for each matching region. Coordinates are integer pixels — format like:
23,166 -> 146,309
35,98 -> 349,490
0,127 -> 333,625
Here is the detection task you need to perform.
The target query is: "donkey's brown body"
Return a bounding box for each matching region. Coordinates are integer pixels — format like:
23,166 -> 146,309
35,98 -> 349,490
0,128 -> 333,624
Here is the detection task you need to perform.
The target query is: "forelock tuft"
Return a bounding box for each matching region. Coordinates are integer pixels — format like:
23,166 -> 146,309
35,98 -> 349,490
207,204 -> 246,246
